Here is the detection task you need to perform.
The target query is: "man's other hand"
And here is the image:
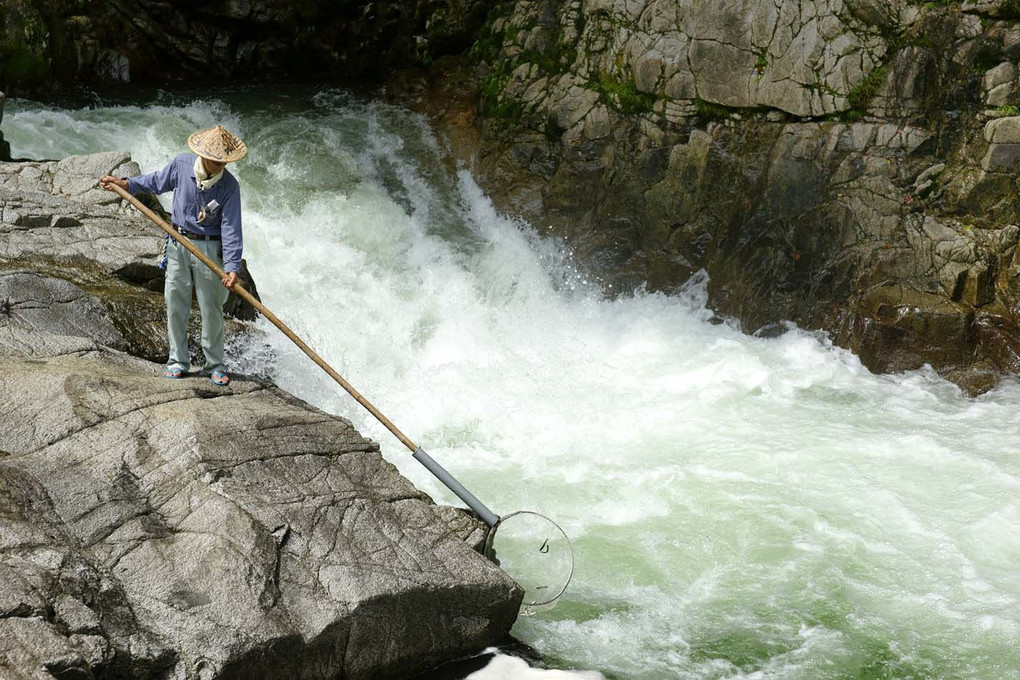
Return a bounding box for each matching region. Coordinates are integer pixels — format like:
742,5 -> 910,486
99,176 -> 128,192
222,272 -> 238,290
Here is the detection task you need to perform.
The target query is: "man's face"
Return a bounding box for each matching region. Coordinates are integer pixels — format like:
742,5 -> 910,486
202,157 -> 227,175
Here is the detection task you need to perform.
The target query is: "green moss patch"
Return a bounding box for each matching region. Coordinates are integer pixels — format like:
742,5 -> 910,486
590,73 -> 657,114
0,46 -> 50,87
478,67 -> 524,121
847,67 -> 887,111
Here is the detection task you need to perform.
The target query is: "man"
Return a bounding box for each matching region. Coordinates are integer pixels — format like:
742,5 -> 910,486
100,125 -> 247,386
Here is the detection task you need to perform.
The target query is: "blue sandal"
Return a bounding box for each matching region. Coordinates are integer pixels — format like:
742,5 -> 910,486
210,368 -> 230,386
164,365 -> 184,379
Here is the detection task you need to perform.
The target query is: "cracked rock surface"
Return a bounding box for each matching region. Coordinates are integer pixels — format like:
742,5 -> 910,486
480,0 -> 914,127
0,351 -> 519,680
0,350 -> 519,679
0,152 -> 523,679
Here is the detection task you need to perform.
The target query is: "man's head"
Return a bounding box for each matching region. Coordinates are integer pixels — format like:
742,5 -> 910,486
188,125 -> 247,168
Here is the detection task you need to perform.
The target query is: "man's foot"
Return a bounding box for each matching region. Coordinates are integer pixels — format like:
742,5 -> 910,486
164,365 -> 185,379
210,368 -> 230,386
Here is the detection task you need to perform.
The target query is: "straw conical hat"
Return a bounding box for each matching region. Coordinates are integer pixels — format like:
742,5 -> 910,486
188,125 -> 248,163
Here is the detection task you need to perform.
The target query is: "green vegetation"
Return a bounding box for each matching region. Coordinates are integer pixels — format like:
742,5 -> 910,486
478,68 -> 524,121
692,97 -> 774,122
591,73 -> 657,114
0,2 -> 53,90
0,46 -> 50,89
997,104 -> 1020,116
824,66 -> 888,121
519,42 -> 577,76
834,108 -> 866,122
694,97 -> 733,120
1003,0 -> 1020,19
847,67 -> 887,111
469,2 -> 514,63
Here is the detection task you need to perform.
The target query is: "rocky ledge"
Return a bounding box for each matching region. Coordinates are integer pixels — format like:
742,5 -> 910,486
0,151 -> 522,679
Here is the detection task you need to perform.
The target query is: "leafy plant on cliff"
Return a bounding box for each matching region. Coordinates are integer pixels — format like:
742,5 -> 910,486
591,73 -> 657,115
1002,0 -> 1020,19
829,66 -> 888,122
847,67 -> 887,112
478,68 -> 524,121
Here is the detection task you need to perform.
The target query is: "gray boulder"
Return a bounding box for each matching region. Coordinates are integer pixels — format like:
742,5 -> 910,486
981,116 -> 1020,172
0,270 -> 127,357
0,347 -> 520,679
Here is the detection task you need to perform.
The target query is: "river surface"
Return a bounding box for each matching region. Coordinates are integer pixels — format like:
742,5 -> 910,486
7,90 -> 1020,679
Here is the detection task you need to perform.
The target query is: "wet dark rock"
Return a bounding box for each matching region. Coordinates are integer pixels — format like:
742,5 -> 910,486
0,91 -> 9,162
0,0 -> 491,91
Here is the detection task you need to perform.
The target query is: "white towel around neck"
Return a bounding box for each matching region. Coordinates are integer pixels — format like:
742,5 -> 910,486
194,155 -> 225,191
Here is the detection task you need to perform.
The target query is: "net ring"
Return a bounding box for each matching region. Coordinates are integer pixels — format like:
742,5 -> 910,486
484,510 -> 574,613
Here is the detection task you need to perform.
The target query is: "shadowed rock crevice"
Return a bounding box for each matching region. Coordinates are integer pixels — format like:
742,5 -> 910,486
0,0 -> 493,92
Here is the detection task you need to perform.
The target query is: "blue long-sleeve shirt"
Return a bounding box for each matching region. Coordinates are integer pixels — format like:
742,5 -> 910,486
128,153 -> 244,273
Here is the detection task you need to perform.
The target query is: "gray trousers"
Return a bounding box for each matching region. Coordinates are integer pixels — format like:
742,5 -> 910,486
164,238 -> 229,372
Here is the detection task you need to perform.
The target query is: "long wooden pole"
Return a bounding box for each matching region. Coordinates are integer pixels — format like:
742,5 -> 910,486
110,183 -> 420,453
